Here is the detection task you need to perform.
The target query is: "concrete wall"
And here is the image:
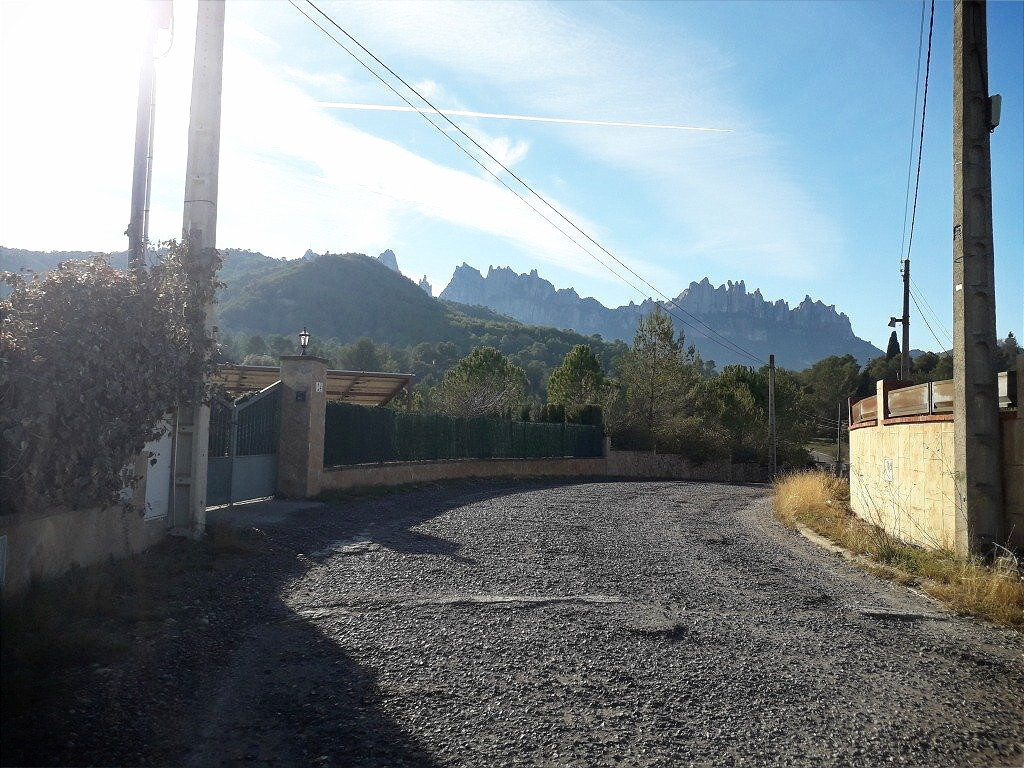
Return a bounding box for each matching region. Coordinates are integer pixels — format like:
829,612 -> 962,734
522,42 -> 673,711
606,450 -> 768,484
322,457 -> 608,492
850,409 -> 1022,552
849,420 -> 957,550
0,448 -> 169,597
321,450 -> 767,493
0,504 -> 168,597
1000,411 -> 1024,549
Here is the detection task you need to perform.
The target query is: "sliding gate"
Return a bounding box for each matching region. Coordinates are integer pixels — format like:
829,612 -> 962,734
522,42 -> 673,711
207,382 -> 281,506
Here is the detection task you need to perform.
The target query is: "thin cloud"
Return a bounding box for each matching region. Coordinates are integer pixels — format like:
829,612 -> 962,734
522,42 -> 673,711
313,102 -> 733,133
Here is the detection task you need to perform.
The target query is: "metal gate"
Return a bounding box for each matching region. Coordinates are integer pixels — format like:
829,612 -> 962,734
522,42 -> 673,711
207,382 -> 281,506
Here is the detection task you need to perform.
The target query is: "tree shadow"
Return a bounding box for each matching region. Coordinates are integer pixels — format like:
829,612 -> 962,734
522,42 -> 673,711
3,478 -> 599,767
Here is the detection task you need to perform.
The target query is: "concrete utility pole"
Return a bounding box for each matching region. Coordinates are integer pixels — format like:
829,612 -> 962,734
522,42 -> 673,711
171,0 -> 225,536
835,401 -> 842,475
127,1 -> 172,273
768,354 -> 777,478
952,0 -> 1003,555
888,259 -> 911,380
901,259 -> 911,379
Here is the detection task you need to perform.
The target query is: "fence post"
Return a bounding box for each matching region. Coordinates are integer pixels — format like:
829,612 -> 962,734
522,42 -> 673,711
228,404 -> 238,504
277,355 -> 328,499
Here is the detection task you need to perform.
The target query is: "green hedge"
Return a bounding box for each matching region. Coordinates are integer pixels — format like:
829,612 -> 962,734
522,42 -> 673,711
324,403 -> 603,466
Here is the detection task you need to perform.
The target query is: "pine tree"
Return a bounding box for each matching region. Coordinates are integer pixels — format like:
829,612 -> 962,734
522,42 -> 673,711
885,331 -> 901,360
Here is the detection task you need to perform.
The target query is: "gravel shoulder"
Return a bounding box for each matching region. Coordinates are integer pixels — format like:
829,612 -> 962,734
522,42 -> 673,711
4,479 -> 1023,767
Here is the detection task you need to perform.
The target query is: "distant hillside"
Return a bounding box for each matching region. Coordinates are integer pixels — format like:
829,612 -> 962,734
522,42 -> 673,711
441,264 -> 882,369
2,245 -> 881,371
1,246 -> 127,274
217,252 -> 463,347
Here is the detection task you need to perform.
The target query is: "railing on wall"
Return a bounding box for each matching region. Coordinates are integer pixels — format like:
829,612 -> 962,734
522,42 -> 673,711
850,370 -> 1016,424
323,402 -> 604,467
851,394 -> 878,424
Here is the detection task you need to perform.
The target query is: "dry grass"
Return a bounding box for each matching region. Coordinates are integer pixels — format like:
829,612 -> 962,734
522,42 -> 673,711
773,469 -> 1024,629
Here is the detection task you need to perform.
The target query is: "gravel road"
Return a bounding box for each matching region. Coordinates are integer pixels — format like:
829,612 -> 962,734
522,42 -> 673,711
5,480 -> 1024,767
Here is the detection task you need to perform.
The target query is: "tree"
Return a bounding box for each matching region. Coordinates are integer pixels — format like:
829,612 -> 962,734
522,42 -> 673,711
858,354 -> 902,395
799,354 -> 860,436
244,334 -> 266,356
435,346 -> 528,418
242,353 -> 277,366
885,331 -> 901,360
546,344 -> 608,419
615,307 -> 702,452
340,337 -> 384,372
996,332 -> 1022,371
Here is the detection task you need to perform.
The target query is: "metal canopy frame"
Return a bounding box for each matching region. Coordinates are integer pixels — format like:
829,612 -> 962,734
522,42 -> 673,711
213,364 -> 414,407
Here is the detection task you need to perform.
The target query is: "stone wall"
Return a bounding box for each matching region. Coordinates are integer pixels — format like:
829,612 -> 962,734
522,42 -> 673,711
321,451 -> 768,494
0,503 -> 167,597
322,457 -> 608,492
849,407 -> 1022,552
1002,411 -> 1024,550
605,450 -> 768,484
849,421 -> 957,550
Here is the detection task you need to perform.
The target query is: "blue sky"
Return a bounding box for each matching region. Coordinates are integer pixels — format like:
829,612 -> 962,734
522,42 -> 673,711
1,0 -> 1020,353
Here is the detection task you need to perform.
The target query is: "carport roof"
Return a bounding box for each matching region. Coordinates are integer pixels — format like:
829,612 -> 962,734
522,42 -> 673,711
214,364 -> 414,406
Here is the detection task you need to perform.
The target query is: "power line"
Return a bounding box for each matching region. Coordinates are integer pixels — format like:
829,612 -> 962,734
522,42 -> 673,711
898,0 -> 927,267
910,288 -> 950,352
910,275 -> 952,342
904,0 -> 935,263
286,1 -> 751,367
290,0 -> 767,367
298,0 -> 765,366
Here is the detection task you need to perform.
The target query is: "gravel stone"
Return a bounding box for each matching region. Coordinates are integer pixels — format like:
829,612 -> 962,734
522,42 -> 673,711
4,480 -> 1023,767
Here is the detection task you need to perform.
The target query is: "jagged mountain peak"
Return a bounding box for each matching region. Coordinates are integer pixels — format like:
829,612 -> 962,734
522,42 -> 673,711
441,263 -> 881,368
376,249 -> 400,272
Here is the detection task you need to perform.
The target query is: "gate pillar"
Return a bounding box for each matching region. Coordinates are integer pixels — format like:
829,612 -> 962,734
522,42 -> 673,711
277,355 -> 328,499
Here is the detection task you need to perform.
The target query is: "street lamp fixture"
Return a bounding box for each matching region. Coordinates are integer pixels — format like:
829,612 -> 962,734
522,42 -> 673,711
299,326 -> 310,355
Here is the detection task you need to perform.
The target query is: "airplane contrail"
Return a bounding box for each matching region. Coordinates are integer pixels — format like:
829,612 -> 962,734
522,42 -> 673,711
313,101 -> 732,133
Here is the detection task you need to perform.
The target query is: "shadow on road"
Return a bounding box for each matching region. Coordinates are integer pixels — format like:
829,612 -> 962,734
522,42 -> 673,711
2,478 -> 590,767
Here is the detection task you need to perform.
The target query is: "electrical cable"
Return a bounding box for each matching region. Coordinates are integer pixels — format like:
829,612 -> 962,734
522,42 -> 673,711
898,0 -> 927,268
905,0 -> 935,264
291,0 -> 767,367
910,288 -> 950,352
284,1 -> 717,361
909,275 -> 952,342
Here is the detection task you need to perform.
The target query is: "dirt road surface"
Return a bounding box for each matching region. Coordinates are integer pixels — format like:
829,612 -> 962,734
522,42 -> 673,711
4,481 -> 1023,767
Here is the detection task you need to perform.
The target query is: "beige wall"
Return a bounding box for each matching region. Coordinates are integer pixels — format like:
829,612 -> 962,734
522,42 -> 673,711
322,451 -> 767,494
1001,413 -> 1024,550
0,504 -> 168,597
850,413 -> 1022,552
606,450 -> 768,484
322,456 -> 608,491
849,421 -> 957,550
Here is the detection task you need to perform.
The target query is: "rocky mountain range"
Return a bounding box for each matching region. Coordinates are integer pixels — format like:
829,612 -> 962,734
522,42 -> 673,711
1,244 -> 882,370
440,264 -> 881,369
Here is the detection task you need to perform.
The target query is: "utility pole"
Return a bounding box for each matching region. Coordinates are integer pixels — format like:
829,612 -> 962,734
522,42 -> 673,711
952,0 -> 1003,555
768,354 -> 777,478
835,401 -> 842,475
901,259 -> 911,379
127,2 -> 172,273
171,0 -> 225,537
888,258 -> 911,380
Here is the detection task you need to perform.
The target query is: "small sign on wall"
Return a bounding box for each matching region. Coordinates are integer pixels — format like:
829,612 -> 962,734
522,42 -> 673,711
315,381 -> 324,393
883,458 -> 893,483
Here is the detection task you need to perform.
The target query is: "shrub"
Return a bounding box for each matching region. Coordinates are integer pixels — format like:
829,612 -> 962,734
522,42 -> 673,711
0,241 -> 219,512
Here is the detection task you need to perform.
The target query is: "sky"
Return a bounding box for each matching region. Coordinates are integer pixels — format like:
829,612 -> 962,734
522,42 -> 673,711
0,0 -> 1021,353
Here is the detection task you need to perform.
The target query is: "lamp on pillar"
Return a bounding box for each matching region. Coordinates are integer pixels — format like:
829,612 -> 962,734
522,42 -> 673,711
299,326 -> 310,356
